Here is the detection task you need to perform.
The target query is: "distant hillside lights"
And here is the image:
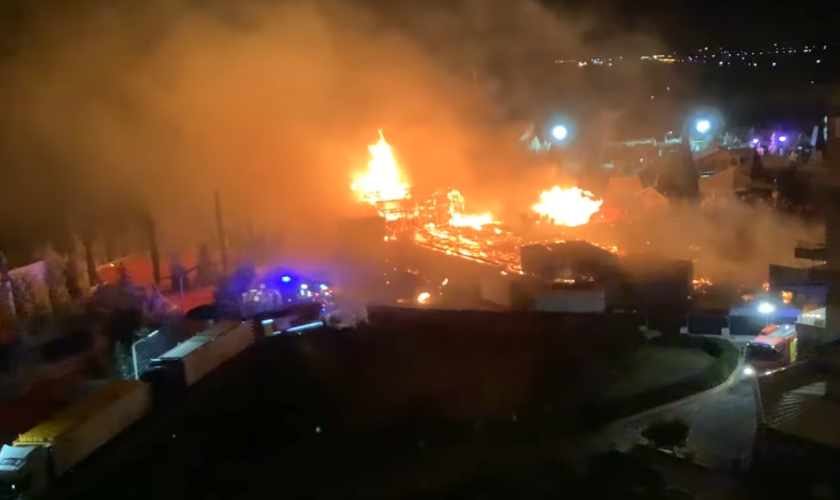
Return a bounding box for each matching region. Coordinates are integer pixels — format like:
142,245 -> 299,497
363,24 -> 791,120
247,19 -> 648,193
643,55 -> 677,63
558,43 -> 829,68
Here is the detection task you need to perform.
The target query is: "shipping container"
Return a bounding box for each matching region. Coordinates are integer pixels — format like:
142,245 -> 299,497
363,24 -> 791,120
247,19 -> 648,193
480,275 -> 512,308
13,380 -> 150,475
151,321 -> 253,388
614,255 -> 693,311
195,321 -> 254,369
520,242 -> 618,281
534,289 -> 606,313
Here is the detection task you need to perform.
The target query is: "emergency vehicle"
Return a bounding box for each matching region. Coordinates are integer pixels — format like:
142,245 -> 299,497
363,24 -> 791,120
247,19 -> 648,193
744,324 -> 798,376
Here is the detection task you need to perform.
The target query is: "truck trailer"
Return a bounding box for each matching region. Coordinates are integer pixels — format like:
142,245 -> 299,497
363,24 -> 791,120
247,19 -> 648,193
0,380 -> 151,499
145,320 -> 254,392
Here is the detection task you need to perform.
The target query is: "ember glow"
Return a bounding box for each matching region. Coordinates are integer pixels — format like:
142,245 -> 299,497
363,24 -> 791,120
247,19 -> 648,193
449,212 -> 495,229
532,186 -> 603,227
447,189 -> 496,229
351,130 -> 409,205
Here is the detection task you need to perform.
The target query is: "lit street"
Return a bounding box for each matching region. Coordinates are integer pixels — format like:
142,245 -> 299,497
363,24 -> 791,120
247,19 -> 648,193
596,365 -> 758,470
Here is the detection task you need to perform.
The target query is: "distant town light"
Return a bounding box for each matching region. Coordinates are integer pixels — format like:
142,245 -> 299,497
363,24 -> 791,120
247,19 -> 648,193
778,136 -> 787,142
751,138 -> 759,145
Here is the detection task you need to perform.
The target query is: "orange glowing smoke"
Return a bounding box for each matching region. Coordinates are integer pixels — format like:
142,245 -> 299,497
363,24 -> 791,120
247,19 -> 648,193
532,186 -> 603,227
351,130 -> 409,204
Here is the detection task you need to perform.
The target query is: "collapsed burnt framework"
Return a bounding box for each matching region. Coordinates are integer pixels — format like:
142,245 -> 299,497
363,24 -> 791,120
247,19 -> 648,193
362,187 -> 463,230
364,186 -> 531,271
341,185 -> 694,323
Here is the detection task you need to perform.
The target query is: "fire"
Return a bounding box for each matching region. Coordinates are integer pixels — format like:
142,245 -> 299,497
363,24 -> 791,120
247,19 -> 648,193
692,278 -> 713,289
532,186 -> 603,227
450,212 -> 495,229
351,130 -> 409,204
346,133 -> 623,276
446,189 -> 496,230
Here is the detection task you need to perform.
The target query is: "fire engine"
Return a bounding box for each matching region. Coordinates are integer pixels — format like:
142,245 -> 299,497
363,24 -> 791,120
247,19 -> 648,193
743,324 -> 798,376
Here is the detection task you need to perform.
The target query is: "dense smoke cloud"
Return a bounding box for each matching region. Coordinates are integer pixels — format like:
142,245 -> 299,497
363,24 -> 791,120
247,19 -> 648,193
665,202 -> 822,285
569,199 -> 823,285
0,0 -> 672,260
0,0 -> 813,283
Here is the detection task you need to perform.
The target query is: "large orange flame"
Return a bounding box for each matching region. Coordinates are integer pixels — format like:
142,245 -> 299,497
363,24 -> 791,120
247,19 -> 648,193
450,212 -> 495,229
351,130 -> 409,203
532,186 -> 603,227
447,189 -> 496,229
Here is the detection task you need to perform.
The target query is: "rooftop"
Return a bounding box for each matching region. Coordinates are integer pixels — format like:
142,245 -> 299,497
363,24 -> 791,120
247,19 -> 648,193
157,337 -> 209,360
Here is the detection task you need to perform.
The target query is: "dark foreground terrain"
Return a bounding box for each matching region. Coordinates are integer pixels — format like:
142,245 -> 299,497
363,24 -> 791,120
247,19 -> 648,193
45,309 -> 737,500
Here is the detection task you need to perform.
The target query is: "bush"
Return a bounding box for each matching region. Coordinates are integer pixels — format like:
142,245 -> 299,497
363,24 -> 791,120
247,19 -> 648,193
649,335 -> 723,358
195,244 -> 217,287
42,247 -> 72,312
11,275 -> 40,318
66,235 -> 91,299
642,418 -> 690,450
112,342 -> 134,380
39,329 -> 93,362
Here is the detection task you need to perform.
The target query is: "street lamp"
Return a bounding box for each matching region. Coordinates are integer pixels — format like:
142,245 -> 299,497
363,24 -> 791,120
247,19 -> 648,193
757,302 -> 775,314
758,301 -> 775,327
551,125 -> 568,142
544,116 -> 574,146
695,119 -> 711,134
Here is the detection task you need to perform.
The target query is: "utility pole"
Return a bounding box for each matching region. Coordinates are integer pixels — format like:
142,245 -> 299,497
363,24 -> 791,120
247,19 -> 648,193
145,214 -> 161,287
214,190 -> 229,274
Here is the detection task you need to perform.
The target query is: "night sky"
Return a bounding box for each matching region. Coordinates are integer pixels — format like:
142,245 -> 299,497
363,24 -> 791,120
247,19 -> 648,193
0,0 -> 835,50
554,0 -> 835,49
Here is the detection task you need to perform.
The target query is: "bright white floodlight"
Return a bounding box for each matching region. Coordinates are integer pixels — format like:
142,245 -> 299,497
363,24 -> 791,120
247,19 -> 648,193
695,119 -> 711,134
757,302 -> 775,314
551,125 -> 568,141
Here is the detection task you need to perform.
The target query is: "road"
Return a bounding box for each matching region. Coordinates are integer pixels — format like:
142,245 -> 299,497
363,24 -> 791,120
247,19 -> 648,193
593,337 -> 758,470
603,375 -> 758,467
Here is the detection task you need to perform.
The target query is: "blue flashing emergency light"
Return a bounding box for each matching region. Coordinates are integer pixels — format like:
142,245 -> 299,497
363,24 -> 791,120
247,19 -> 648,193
281,276 -> 292,283
286,321 -> 323,333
